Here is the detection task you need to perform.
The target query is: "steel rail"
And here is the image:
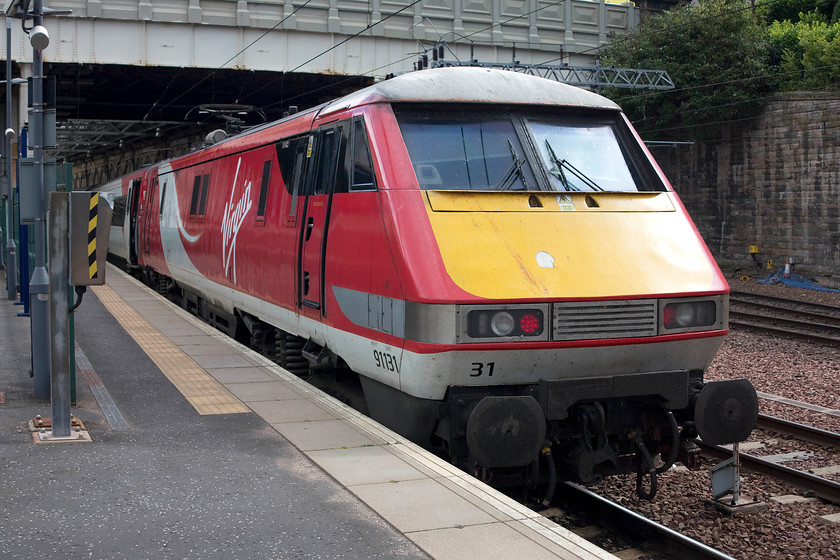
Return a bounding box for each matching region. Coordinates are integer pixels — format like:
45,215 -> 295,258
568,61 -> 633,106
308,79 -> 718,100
756,413 -> 840,449
696,441 -> 840,505
730,289 -> 840,344
729,309 -> 840,332
558,482 -> 737,560
729,311 -> 840,346
731,291 -> 840,316
731,299 -> 840,327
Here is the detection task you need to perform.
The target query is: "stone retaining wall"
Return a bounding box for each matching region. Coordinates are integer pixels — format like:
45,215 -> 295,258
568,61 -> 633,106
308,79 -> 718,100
654,92 -> 840,286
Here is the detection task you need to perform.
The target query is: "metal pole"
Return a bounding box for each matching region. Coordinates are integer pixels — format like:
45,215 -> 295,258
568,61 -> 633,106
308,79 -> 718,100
47,191 -> 69,437
731,441 -> 741,506
4,17 -> 16,300
30,0 -> 50,399
17,128 -> 30,313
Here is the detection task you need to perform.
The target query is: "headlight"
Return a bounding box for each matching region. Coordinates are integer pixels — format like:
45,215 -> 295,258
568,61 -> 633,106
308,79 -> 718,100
466,308 -> 545,339
490,312 -> 515,336
662,301 -> 717,330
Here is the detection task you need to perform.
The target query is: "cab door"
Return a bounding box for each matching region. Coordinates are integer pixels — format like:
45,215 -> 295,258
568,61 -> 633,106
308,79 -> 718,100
143,177 -> 158,256
128,178 -> 142,265
297,123 -> 345,315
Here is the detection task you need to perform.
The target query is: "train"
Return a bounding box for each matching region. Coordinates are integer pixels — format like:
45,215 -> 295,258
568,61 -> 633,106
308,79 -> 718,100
95,67 -> 757,500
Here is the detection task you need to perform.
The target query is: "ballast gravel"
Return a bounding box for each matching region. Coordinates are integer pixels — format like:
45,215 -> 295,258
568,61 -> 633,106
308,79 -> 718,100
592,278 -> 840,560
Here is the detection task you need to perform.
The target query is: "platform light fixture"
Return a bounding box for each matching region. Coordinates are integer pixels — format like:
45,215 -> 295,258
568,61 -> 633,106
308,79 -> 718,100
29,24 -> 48,50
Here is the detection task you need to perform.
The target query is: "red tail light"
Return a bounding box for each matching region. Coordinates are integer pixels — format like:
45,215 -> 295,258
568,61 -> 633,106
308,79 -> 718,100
520,314 -> 541,334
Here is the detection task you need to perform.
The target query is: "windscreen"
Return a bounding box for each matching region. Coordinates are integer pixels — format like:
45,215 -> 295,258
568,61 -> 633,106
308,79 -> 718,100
530,121 -> 638,192
395,107 -> 663,193
397,117 -> 536,191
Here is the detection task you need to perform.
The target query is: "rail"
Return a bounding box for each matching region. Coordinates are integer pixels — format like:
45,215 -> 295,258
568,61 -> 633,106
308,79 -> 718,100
555,482 -> 737,560
729,292 -> 840,345
756,413 -> 840,449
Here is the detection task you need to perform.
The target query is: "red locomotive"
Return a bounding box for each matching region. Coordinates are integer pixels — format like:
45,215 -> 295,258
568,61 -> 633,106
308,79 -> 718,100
98,67 -> 757,499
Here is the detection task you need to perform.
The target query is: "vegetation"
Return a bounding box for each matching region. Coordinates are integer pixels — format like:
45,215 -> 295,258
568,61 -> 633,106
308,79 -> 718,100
600,0 -> 840,138
764,0 -> 840,24
768,14 -> 840,89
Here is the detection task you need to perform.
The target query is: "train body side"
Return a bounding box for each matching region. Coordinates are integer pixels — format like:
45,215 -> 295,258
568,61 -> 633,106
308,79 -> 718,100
97,169 -> 149,265
103,68 -> 755,490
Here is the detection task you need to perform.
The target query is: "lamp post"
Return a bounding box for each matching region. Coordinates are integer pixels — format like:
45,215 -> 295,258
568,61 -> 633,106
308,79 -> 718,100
3,18 -> 17,301
27,0 -> 51,399
6,0 -> 70,400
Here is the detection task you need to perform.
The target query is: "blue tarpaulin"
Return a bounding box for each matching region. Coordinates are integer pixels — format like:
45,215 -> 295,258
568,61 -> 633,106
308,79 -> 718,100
757,269 -> 840,293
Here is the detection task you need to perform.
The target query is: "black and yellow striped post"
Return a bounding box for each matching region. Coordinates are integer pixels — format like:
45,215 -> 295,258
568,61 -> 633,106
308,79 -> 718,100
69,191 -> 112,287
87,192 -> 99,281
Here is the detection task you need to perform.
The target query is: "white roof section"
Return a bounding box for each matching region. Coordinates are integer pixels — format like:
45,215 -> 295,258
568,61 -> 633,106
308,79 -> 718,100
326,67 -> 621,112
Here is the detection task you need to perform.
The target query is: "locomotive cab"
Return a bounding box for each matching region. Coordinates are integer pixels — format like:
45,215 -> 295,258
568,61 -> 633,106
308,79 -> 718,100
361,69 -> 758,497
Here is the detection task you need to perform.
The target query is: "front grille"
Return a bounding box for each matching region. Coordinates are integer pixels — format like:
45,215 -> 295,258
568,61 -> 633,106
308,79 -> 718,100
552,299 -> 658,341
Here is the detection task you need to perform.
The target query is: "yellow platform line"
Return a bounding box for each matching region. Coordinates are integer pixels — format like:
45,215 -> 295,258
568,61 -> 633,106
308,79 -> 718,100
91,283 -> 251,415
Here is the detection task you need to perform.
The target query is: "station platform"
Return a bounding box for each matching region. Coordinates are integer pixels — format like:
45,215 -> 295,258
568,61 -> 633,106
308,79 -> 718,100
1,265 -> 617,560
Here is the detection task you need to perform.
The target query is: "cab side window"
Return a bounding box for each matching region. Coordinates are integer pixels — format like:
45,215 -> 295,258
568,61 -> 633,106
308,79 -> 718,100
350,118 -> 375,191
277,135 -> 310,225
255,159 -> 272,226
112,196 -> 127,227
310,128 -> 340,196
306,124 -> 348,195
189,173 -> 211,219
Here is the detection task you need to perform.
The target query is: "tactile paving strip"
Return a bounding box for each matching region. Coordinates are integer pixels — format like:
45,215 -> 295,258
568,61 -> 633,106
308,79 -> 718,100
91,284 -> 251,415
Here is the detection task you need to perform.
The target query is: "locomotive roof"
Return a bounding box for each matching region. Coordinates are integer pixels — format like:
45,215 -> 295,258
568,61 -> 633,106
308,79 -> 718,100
171,67 -> 621,165
323,67 -> 621,112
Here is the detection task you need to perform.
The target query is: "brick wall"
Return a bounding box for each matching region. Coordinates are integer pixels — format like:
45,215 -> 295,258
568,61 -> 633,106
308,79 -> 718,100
653,92 -> 840,286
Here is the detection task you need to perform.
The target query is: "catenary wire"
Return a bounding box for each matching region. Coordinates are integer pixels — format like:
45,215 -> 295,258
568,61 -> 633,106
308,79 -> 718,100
238,0 -> 423,104
627,64 -> 840,126
142,0 -> 314,121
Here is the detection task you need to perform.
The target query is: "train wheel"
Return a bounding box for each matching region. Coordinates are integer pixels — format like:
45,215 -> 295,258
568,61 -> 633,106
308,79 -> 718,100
274,330 -> 308,376
249,323 -> 275,361
156,274 -> 169,295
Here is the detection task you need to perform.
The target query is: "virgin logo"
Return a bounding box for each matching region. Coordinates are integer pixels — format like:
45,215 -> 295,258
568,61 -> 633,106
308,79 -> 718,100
221,158 -> 253,283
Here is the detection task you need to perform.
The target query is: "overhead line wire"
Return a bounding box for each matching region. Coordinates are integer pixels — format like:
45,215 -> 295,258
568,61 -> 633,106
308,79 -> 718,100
143,0 -> 314,121
258,53 -> 422,112
629,63 -> 840,126
457,1 -> 562,42
621,61 -> 840,108
636,82 -> 840,137
539,0 -> 788,64
256,2 -> 565,112
239,0 -> 423,104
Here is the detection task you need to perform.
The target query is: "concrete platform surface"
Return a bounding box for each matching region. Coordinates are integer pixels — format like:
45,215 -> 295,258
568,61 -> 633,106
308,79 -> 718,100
1,265 -> 617,560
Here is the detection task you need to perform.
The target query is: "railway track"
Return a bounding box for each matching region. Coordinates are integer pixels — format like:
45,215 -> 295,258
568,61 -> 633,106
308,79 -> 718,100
697,413 -> 840,505
756,412 -> 840,448
545,413 -> 840,559
541,483 -> 737,560
729,291 -> 840,345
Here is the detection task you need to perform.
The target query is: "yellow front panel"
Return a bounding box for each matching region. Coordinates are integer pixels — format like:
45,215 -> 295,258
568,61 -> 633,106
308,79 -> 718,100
425,191 -> 719,299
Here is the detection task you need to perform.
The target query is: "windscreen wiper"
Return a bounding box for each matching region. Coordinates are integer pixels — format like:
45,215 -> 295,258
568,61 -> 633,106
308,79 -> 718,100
544,140 -> 604,192
494,139 -> 529,191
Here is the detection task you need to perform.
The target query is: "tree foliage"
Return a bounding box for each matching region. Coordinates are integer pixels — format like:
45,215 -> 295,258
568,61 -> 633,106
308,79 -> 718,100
764,0 -> 840,23
600,0 -> 773,139
768,16 -> 840,89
